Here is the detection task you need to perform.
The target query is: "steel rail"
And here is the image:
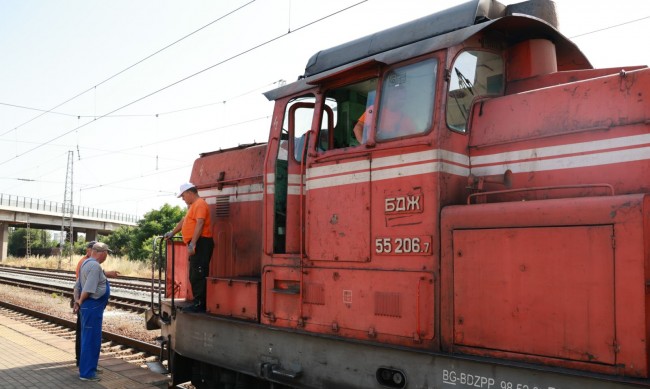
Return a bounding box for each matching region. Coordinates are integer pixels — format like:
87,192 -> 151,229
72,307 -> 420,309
0,275 -> 153,313
0,264 -> 159,292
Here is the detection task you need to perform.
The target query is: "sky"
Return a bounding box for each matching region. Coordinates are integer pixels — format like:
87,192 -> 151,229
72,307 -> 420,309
0,0 -> 648,219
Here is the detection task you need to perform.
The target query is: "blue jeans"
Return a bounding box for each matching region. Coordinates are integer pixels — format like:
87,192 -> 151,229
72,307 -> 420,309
79,282 -> 110,378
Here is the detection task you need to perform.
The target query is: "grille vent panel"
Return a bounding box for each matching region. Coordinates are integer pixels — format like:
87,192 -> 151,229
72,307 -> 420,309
215,195 -> 230,217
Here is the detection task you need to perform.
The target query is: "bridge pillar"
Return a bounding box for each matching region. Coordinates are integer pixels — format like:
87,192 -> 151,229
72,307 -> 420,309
85,229 -> 98,242
0,223 -> 7,261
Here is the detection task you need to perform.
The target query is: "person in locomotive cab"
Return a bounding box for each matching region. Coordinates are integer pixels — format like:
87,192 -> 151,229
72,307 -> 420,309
376,78 -> 416,140
353,79 -> 415,143
73,242 -> 112,382
164,182 -> 214,313
353,105 -> 373,144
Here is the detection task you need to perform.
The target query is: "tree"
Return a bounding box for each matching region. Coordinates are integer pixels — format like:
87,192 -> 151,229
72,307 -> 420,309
8,228 -> 58,257
103,226 -> 134,257
128,204 -> 185,261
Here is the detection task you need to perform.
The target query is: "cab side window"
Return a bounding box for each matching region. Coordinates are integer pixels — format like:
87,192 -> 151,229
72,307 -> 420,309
284,97 -> 316,162
320,78 -> 378,150
376,59 -> 437,141
447,50 -> 504,133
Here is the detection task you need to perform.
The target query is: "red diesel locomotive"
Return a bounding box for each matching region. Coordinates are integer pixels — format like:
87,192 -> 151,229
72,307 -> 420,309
147,0 -> 650,387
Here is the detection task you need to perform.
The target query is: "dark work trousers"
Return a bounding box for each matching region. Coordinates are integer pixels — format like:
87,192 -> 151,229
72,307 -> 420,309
189,236 -> 214,308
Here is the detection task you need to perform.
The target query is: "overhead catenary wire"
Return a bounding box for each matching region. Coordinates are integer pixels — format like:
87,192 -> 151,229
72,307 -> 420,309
0,47 -> 274,188
0,0 -> 368,168
92,190 -> 183,208
38,182 -> 178,202
154,79 -> 285,116
0,150 -> 70,193
3,4 -> 644,157
2,7 -> 646,132
569,15 -> 649,39
3,113 -> 269,200
0,78 -> 281,119
27,113 -> 269,203
2,8 -> 645,139
0,0 -> 257,139
75,163 -> 193,193
0,136 -> 187,163
82,115 -> 270,162
0,102 -> 81,118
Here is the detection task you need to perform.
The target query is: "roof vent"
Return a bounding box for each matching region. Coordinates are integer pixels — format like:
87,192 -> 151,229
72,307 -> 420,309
506,0 -> 558,29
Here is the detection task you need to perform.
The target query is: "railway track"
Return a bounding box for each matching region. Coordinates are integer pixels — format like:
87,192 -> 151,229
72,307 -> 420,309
0,265 -> 163,314
0,264 -> 161,293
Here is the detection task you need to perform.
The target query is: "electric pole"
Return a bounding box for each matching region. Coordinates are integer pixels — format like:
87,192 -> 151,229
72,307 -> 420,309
25,214 -> 31,258
59,150 -> 74,268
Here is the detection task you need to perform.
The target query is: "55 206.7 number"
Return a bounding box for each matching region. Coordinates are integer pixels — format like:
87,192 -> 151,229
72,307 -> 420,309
375,236 -> 431,255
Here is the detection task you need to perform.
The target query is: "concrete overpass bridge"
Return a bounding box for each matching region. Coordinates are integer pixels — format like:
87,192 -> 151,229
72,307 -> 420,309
0,193 -> 138,260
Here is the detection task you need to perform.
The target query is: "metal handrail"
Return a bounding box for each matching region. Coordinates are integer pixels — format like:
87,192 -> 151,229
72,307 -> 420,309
151,237 -> 164,318
168,237 -> 179,317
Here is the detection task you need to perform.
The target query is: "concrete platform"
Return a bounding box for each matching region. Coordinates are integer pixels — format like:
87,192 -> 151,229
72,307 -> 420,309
0,310 -> 169,388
